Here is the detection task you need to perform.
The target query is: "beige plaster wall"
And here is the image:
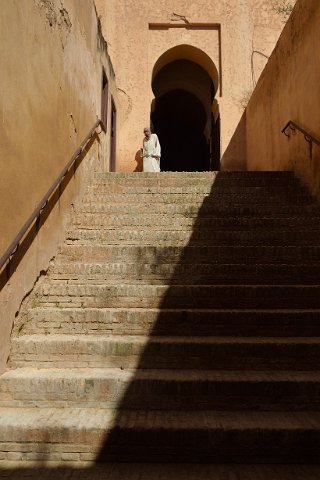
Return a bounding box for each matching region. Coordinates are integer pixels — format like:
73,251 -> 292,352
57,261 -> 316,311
95,0 -> 285,171
1,0 -> 108,254
0,0 -> 117,373
243,0 -> 320,194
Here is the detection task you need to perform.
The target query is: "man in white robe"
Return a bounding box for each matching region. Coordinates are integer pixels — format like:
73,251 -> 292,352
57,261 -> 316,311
141,127 -> 161,172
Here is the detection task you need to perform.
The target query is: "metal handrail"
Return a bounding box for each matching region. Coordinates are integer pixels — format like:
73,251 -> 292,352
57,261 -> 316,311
282,120 -> 320,159
0,118 -> 102,273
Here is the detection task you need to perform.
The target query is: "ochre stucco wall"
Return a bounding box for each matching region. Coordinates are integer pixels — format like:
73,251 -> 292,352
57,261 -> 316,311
95,0 -> 285,171
0,0 -> 117,373
243,0 -> 320,195
1,0 -> 103,254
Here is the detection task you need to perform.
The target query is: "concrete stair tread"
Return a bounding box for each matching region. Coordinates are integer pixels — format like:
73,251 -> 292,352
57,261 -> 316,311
5,367 -> 320,383
54,261 -> 320,266
52,261 -> 320,281
71,218 -> 320,229
96,172 -> 218,177
37,283 -> 320,305
79,201 -> 320,208
95,171 -> 294,175
82,196 -> 315,205
58,244 -> 320,258
64,241 -> 320,248
36,283 -> 320,308
71,224 -> 320,229
15,307 -> 320,338
78,206 -> 320,218
57,257 -> 320,267
42,273 -> 319,288
49,265 -> 320,285
75,212 -> 319,218
1,463 -> 320,480
88,182 -> 303,187
25,306 -> 320,314
63,241 -> 320,248
66,224 -> 320,235
93,171 -> 296,182
40,281 -> 320,287
12,333 -> 320,345
86,188 -> 310,196
10,334 -> 320,371
1,407 -> 320,431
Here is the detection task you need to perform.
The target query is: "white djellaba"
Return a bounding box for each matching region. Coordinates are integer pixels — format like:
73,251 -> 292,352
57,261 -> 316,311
141,133 -> 161,172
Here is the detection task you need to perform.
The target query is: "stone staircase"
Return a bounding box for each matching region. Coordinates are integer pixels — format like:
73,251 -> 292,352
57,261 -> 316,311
1,171 -> 320,467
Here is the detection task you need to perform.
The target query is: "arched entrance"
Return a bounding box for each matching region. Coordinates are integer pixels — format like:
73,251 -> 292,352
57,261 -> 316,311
152,88 -> 209,171
151,45 -> 220,172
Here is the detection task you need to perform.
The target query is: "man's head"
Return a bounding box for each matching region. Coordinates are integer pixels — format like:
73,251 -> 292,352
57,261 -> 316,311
143,127 -> 151,139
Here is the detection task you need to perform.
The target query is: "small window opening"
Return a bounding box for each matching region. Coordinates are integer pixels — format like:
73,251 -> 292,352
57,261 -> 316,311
109,96 -> 117,171
101,68 -> 109,132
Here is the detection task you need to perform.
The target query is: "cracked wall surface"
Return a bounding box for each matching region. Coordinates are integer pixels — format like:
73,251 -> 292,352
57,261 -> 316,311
0,0 -> 118,373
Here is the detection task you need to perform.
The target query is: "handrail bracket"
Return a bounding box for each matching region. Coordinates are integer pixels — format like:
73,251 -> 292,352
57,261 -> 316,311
282,120 -> 320,160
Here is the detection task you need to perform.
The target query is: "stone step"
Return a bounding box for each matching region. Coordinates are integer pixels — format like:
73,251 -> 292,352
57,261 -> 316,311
97,172 -> 218,178
77,202 -> 320,216
64,228 -> 320,246
87,184 -> 309,196
9,335 -> 320,370
82,192 -> 314,205
36,283 -> 320,309
94,176 -> 219,188
95,169 -> 292,175
1,464 -> 319,480
16,308 -> 320,337
2,368 -> 320,411
51,262 -> 320,285
94,171 -> 297,186
0,407 -> 320,462
58,244 -> 320,264
72,213 -> 320,229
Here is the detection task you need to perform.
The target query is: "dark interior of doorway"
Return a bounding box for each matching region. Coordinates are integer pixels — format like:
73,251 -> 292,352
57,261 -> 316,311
152,89 -> 210,172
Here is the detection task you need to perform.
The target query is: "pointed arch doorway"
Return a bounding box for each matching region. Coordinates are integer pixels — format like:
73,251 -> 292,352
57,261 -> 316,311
151,45 -> 220,172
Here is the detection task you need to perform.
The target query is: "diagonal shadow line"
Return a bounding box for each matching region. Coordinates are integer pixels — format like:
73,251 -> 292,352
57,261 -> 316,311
89,170 -> 320,464
3,171 -> 320,478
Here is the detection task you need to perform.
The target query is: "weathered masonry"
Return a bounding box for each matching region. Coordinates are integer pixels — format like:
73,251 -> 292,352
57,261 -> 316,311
0,0 -> 118,374
2,0 -> 320,478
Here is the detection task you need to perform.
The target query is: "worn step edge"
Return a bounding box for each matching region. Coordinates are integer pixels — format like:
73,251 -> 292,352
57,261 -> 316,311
4,367 -> 320,382
9,334 -> 320,369
50,262 -> 320,284
71,214 -> 320,225
1,462 -> 320,479
56,250 -> 320,264
81,195 -> 315,205
15,308 -> 320,338
0,407 -> 320,434
3,368 -> 320,409
11,334 -> 320,347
